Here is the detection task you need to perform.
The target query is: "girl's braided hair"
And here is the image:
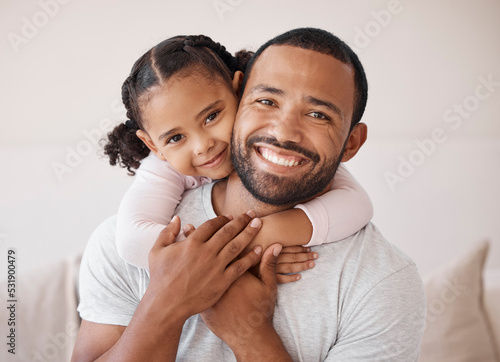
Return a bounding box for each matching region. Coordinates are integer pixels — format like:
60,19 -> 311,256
104,35 -> 253,175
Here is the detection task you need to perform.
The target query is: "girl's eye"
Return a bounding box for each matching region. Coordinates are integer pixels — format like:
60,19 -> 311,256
168,134 -> 185,144
258,99 -> 275,106
309,111 -> 329,120
205,112 -> 219,124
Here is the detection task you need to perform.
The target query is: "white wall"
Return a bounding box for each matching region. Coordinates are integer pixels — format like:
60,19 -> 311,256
1,0 -> 499,278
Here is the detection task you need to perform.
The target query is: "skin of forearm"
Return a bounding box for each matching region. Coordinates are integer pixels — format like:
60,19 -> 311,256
257,208 -> 313,249
231,325 -> 293,362
96,288 -> 188,362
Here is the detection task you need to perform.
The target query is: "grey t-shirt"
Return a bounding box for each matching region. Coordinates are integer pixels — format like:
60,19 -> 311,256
78,183 -> 426,361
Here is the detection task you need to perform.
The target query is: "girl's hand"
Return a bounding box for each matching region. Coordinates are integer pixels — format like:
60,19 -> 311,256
276,246 -> 318,284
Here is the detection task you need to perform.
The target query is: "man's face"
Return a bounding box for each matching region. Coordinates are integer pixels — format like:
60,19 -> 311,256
231,45 -> 356,206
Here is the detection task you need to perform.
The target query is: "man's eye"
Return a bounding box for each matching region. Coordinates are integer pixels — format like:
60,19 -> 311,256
168,134 -> 185,144
258,99 -> 275,106
205,112 -> 219,124
309,111 -> 329,120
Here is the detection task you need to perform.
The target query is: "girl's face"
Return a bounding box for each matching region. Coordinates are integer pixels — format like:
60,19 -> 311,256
137,71 -> 240,179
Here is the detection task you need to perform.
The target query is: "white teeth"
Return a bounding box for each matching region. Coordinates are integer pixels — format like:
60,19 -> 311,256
261,149 -> 300,167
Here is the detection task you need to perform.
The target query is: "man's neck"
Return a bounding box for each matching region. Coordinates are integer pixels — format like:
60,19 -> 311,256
212,172 -> 293,218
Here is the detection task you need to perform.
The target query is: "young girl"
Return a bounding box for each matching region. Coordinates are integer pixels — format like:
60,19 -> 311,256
104,35 -> 373,280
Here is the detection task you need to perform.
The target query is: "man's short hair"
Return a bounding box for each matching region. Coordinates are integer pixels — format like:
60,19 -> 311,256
241,27 -> 368,130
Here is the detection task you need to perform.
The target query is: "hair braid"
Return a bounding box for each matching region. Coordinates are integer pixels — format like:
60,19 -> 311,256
183,35 -> 241,73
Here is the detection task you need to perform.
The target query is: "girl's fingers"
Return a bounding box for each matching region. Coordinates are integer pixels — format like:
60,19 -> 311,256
277,251 -> 318,264
280,246 -> 311,254
183,224 -> 195,237
276,260 -> 315,274
276,273 -> 301,284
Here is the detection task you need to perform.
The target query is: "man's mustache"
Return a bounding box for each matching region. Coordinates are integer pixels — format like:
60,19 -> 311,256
247,136 -> 320,164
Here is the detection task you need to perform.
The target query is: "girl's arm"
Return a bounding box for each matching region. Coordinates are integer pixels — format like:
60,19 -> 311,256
115,153 -> 209,269
256,164 -> 373,249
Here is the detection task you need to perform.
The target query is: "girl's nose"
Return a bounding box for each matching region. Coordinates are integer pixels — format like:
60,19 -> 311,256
193,133 -> 215,155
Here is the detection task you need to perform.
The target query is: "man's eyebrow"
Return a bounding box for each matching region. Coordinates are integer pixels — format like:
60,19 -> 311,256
247,85 -> 285,97
305,95 -> 344,120
158,127 -> 181,142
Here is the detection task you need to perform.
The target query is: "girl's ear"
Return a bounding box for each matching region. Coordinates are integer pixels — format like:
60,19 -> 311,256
232,71 -> 244,97
136,130 -> 167,161
341,123 -> 367,162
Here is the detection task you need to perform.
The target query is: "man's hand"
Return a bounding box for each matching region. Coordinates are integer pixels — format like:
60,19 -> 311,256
147,212 -> 264,322
72,212 -> 265,362
201,244 -> 292,362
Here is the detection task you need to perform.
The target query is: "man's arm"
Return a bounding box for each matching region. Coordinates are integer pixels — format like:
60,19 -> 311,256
201,244 -> 293,362
72,213 -> 264,362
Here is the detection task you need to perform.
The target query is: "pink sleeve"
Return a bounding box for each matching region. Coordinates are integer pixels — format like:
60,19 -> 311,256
115,153 -> 211,269
294,164 -> 373,247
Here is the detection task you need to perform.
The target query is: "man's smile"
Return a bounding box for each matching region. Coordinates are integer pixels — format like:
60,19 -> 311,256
256,146 -> 307,167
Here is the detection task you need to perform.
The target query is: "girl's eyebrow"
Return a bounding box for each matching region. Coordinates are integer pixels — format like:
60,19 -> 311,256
196,100 -> 223,119
158,100 -> 224,142
158,127 -> 181,142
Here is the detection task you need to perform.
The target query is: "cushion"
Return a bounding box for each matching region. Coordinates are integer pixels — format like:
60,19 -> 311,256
419,241 -> 499,361
0,255 -> 81,362
484,269 -> 500,354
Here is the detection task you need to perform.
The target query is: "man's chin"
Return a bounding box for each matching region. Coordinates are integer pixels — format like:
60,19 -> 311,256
238,170 -> 328,207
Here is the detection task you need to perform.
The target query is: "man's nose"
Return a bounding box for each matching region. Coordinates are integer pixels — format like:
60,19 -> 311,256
268,111 -> 303,144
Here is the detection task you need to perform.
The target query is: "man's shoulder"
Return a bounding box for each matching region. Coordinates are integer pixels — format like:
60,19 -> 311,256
321,222 -> 415,272
311,222 -> 421,298
353,222 -> 416,271
81,215 -> 147,284
78,216 -> 148,325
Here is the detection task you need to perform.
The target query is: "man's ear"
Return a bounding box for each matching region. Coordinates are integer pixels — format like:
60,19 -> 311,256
136,130 -> 167,161
341,123 -> 367,162
232,71 -> 244,97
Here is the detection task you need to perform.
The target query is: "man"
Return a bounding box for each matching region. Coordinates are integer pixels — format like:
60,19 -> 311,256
73,28 -> 426,361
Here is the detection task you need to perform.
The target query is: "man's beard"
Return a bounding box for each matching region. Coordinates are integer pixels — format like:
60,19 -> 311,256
231,135 -> 344,206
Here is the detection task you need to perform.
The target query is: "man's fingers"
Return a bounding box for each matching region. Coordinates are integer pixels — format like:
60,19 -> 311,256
259,244 -> 282,288
225,245 -> 263,281
213,212 -> 260,260
154,215 -> 181,249
187,215 -> 232,243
